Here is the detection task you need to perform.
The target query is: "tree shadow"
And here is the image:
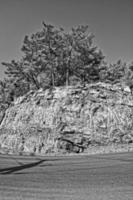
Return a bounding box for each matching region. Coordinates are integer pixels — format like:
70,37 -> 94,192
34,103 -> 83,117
0,159 -> 47,175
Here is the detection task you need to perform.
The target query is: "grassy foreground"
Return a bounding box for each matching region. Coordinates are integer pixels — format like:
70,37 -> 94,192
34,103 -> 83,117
0,152 -> 133,200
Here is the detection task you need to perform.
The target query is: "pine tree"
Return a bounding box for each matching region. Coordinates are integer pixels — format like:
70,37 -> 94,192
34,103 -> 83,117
70,25 -> 104,85
1,22 -> 105,97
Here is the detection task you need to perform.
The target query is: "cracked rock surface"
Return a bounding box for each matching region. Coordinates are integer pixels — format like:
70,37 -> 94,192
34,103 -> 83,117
0,83 -> 133,154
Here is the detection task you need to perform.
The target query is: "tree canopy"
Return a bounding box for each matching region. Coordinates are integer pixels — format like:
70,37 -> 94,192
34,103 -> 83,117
0,22 -> 133,106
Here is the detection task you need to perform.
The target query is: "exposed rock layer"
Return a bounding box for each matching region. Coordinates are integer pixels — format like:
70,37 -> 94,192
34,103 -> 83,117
0,83 -> 133,154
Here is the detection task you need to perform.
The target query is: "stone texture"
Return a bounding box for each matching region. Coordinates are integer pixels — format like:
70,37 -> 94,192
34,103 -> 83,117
0,83 -> 133,154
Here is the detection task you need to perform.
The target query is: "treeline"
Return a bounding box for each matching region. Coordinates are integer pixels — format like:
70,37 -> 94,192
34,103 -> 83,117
0,22 -> 133,108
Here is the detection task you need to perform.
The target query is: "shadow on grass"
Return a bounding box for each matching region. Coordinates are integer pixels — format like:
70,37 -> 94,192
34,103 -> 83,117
0,159 -> 47,175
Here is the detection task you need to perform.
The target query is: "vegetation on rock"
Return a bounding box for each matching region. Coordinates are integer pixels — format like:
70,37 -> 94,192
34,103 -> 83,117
0,22 -> 133,154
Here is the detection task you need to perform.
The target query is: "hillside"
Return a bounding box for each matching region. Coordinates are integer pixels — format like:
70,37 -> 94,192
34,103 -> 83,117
0,82 -> 133,155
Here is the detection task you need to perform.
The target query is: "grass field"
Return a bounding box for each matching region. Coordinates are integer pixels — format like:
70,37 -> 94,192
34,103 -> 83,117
0,152 -> 133,200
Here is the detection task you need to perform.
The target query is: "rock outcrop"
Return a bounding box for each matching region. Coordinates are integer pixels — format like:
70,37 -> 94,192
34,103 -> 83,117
0,83 -> 133,154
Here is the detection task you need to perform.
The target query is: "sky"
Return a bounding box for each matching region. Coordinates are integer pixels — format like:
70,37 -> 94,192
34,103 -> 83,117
0,0 -> 133,79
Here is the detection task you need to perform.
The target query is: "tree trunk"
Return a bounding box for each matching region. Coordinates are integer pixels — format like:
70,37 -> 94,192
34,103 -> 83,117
51,71 -> 55,87
66,67 -> 69,86
30,73 -> 40,90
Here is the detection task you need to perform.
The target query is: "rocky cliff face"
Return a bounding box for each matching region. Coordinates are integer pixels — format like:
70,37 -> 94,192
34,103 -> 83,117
0,83 -> 133,154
